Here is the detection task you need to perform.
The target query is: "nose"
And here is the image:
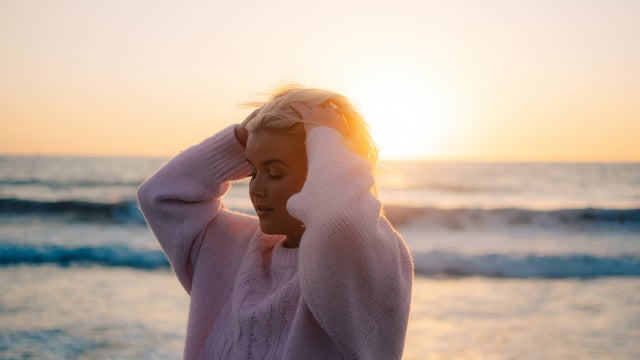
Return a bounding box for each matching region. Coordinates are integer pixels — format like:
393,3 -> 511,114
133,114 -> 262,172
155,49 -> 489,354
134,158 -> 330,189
249,174 -> 266,199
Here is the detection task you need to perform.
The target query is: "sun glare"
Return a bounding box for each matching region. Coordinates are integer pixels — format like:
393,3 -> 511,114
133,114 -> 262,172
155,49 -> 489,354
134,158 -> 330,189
344,66 -> 455,160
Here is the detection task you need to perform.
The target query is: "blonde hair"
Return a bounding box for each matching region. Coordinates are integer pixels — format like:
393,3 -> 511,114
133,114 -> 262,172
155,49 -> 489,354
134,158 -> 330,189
246,85 -> 379,167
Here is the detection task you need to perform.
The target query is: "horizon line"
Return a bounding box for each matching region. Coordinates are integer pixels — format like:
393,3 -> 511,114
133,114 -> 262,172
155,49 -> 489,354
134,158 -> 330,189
1,152 -> 639,164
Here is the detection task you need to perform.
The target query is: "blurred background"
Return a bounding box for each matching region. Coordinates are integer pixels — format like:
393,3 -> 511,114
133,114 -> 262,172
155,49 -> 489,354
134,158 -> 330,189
1,0 -> 639,358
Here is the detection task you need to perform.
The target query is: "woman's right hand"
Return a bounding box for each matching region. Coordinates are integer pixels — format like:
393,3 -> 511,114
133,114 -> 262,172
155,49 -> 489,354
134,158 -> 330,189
234,108 -> 260,147
289,103 -> 347,136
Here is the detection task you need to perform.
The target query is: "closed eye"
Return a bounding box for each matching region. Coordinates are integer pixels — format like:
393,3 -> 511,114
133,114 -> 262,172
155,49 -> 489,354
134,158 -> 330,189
247,162 -> 257,179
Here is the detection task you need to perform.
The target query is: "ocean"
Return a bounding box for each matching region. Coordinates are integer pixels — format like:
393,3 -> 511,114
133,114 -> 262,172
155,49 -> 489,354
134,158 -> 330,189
1,156 -> 639,359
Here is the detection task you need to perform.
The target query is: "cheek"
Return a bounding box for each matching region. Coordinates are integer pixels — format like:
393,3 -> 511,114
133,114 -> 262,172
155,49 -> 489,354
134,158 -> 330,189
275,177 -> 305,202
276,181 -> 300,201
289,172 -> 307,194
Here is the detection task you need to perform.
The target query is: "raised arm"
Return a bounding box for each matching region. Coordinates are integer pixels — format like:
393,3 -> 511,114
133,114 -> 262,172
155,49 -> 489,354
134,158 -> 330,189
137,124 -> 255,292
287,106 -> 414,359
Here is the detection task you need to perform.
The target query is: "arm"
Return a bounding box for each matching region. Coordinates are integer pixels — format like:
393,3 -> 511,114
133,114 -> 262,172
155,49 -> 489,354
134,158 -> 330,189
288,126 -> 414,359
137,125 -> 255,293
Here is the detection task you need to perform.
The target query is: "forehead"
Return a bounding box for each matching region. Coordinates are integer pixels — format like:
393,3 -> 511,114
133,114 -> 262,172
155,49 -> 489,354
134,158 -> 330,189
245,131 -> 306,165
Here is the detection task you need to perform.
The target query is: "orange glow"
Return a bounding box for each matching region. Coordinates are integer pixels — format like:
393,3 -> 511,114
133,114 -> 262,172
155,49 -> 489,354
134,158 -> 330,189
1,1 -> 639,161
344,63 -> 456,160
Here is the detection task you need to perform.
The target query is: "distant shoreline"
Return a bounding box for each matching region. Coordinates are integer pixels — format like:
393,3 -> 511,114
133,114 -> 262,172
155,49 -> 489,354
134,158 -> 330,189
2,154 -> 639,164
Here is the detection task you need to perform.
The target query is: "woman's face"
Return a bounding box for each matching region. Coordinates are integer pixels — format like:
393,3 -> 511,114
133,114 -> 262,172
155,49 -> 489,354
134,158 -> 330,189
245,130 -> 307,244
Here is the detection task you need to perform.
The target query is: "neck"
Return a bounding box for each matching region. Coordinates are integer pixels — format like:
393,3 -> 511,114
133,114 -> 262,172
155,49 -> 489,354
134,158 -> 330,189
282,235 -> 301,248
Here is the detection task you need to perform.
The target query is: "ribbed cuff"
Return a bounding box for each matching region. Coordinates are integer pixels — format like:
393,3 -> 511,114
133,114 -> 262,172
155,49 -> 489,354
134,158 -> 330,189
193,124 -> 252,184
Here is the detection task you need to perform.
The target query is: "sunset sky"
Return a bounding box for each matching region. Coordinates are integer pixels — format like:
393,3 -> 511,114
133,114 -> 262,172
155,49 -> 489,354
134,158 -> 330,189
1,0 -> 639,161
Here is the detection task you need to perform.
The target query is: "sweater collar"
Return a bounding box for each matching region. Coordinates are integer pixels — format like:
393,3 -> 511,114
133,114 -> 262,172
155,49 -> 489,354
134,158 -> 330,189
271,243 -> 299,267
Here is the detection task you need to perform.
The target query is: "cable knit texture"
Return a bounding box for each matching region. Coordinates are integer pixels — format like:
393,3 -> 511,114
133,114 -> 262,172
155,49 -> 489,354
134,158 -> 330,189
137,125 -> 413,359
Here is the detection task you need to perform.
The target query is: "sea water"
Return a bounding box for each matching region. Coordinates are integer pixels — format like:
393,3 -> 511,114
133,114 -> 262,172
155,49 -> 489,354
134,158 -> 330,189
1,156 -> 639,359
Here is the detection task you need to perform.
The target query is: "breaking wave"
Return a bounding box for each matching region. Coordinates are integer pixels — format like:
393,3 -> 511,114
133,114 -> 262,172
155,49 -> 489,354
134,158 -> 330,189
0,198 -> 145,224
412,251 -> 640,278
2,243 -> 639,278
0,243 -> 168,270
384,205 -> 640,232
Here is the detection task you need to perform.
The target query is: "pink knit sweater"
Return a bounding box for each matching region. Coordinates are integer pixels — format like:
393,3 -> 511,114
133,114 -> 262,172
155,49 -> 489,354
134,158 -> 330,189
137,125 -> 413,359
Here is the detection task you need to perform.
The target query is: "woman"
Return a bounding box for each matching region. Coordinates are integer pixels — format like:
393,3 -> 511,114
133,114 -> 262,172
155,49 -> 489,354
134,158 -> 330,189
137,86 -> 413,359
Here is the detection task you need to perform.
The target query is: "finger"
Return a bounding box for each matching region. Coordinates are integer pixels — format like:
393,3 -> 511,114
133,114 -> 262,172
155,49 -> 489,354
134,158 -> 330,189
289,103 -> 310,118
248,108 -> 260,119
241,108 -> 261,126
320,100 -> 339,110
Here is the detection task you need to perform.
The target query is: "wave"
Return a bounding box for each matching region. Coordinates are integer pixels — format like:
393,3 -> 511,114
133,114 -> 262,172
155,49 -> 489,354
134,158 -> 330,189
384,205 -> 640,232
3,197 -> 640,232
2,243 -> 638,278
413,251 -> 640,278
0,178 -> 141,188
0,244 -> 169,269
0,198 -> 146,224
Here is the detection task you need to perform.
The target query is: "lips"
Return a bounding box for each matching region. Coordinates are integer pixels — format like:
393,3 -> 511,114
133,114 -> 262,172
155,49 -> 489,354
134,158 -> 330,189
254,205 -> 274,218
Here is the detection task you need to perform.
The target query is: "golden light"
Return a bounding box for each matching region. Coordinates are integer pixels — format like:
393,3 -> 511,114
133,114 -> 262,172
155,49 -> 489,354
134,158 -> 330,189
344,64 -> 456,160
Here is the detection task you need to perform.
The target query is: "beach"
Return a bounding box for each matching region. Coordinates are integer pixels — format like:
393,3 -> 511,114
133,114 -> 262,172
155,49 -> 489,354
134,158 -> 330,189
405,276 -> 639,359
1,156 -> 639,358
2,266 -> 638,359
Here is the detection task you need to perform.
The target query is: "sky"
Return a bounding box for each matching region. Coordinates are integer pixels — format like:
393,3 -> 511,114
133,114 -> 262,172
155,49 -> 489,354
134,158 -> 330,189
1,0 -> 639,161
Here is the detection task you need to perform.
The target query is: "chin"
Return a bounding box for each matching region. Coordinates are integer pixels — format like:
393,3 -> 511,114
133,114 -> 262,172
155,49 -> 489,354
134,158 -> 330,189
259,222 -> 282,236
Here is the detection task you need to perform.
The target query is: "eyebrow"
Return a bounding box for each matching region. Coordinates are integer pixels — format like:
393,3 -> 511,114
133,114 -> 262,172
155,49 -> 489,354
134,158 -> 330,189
245,158 -> 288,167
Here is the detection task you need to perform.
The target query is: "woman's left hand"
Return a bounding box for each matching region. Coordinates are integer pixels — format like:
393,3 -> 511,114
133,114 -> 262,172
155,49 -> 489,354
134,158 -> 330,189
234,108 -> 261,147
289,103 -> 347,136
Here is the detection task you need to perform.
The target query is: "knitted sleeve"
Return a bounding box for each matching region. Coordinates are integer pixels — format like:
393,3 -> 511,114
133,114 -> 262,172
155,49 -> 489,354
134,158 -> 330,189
137,125 -> 258,293
287,127 -> 414,359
